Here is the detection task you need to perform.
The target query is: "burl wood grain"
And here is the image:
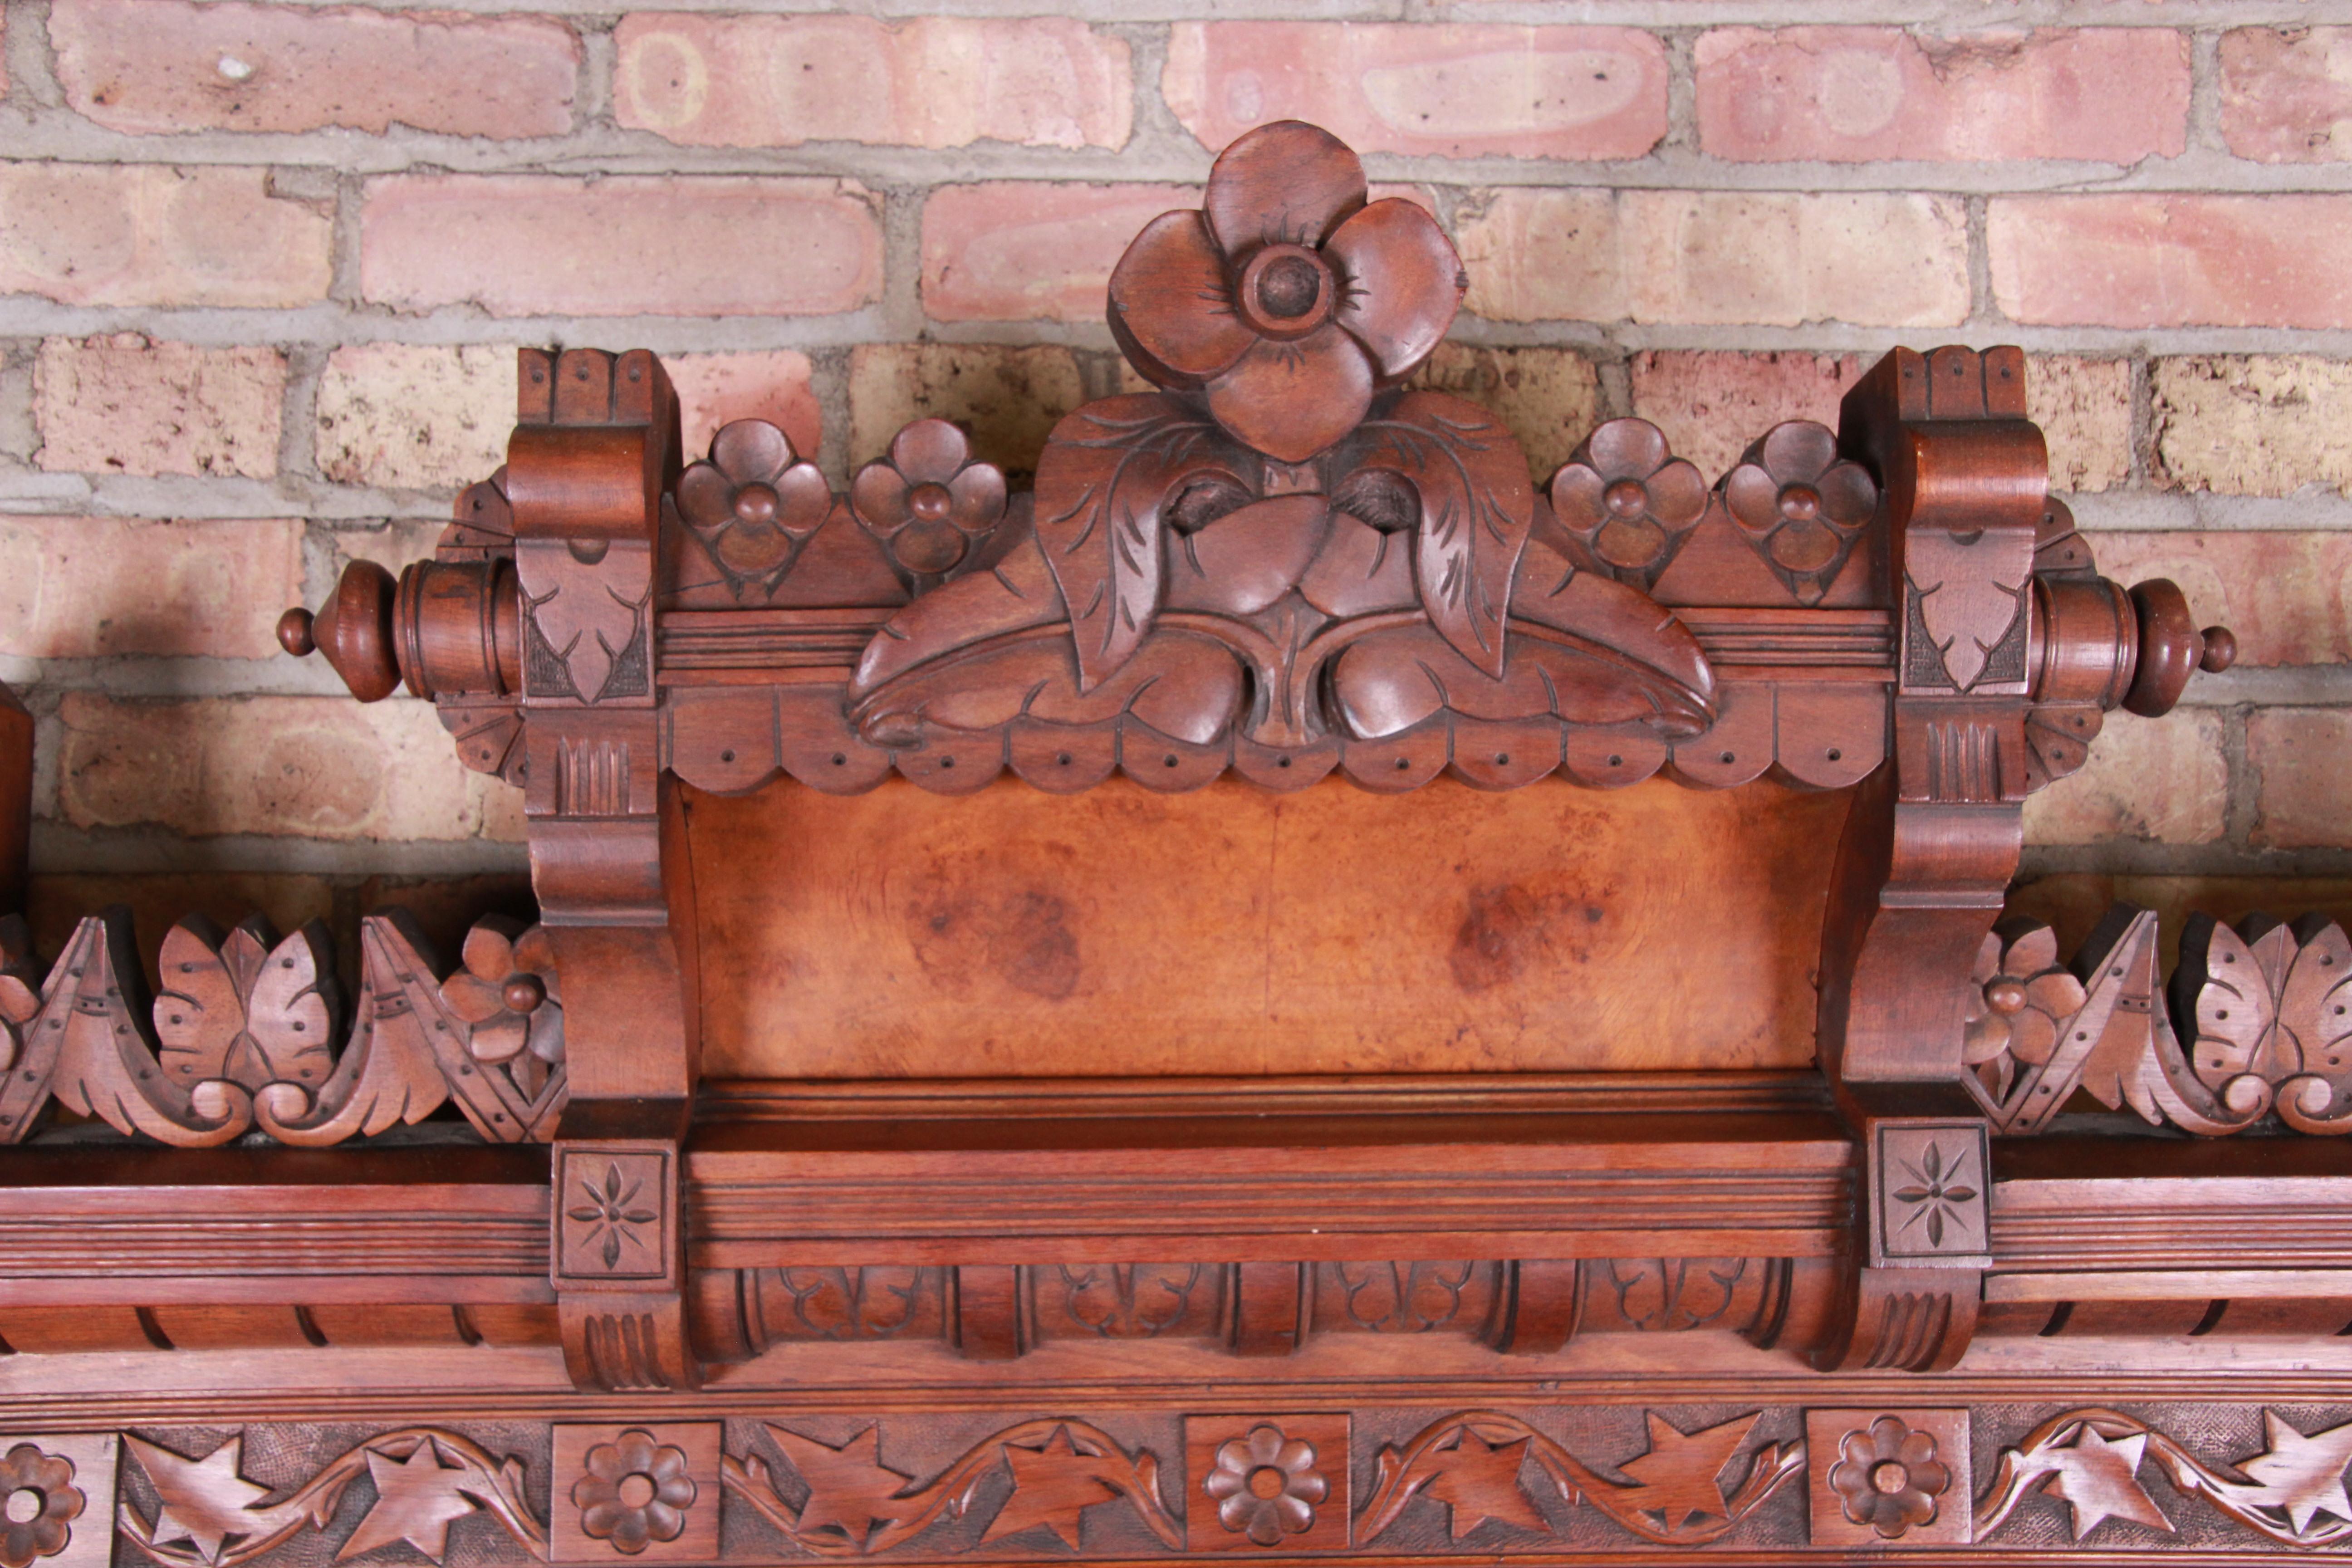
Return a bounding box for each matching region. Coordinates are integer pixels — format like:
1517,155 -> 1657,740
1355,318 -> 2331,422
690,775 -> 1852,1078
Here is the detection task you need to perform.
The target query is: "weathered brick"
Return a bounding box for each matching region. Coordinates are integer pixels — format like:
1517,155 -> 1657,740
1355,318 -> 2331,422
1989,195 -> 2352,328
2222,29 -> 2352,163
1410,345 -> 1599,481
2250,708 -> 2352,849
0,164 -> 331,308
2152,356 -> 2352,496
2022,706 -> 2228,846
2087,531 -> 2352,670
924,183 -> 1196,324
316,344 -> 511,493
666,352 -> 820,464
1697,27 -> 2188,164
57,693 -> 482,841
52,0 -> 578,137
0,516 -> 303,659
1629,352 -> 1864,481
1459,188 -> 1626,323
1164,23 -> 1668,160
362,176 -> 881,318
616,15 -> 1129,150
2028,356 -> 2133,494
36,336 -> 283,479
848,345 -> 1082,479
1461,189 -> 1968,326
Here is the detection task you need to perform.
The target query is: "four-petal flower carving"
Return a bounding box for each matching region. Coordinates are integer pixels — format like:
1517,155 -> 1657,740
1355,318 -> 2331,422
1829,1416 -> 1948,1540
573,1430 -> 697,1556
849,420 -> 1007,581
1204,1425 -> 1327,1546
677,420 -> 832,593
1722,422 -> 1878,604
1549,419 -> 1709,588
438,916 -> 564,1099
1891,1142 -> 1980,1249
1963,921 -> 2088,1099
1108,120 -> 1465,463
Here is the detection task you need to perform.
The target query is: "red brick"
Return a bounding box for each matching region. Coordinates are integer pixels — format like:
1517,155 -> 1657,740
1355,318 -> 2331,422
56,694 -> 485,840
2222,29 -> 2352,163
616,15 -> 1129,150
361,176 -> 881,318
2087,532 -> 2352,670
316,344 -> 510,492
1989,195 -> 2352,328
2152,356 -> 2352,497
2250,709 -> 2352,849
1458,188 -> 1625,323
1164,22 -> 1667,160
52,0 -> 578,137
1697,27 -> 2187,163
2023,708 -> 2227,847
924,183 -> 1196,323
0,517 -> 303,659
1629,351 -> 1866,480
667,351 -> 820,462
36,336 -> 283,479
0,164 -> 331,308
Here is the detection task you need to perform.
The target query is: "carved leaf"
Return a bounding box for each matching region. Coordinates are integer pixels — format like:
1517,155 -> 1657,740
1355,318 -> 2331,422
2039,1426 -> 2171,1539
981,1428 -> 1119,1549
1419,1431 -> 1549,1540
127,1435 -> 277,1564
241,922 -> 337,1088
1907,530 -> 2029,692
528,575 -> 646,706
2236,1411 -> 2352,1536
1163,495 -> 1331,615
764,1427 -> 912,1546
2281,917 -> 2352,1077
257,914 -> 451,1146
2182,916 -> 2294,1088
1614,1413 -> 1756,1533
1353,392 -> 1534,679
1033,397 -> 1240,691
338,1441 -> 479,1563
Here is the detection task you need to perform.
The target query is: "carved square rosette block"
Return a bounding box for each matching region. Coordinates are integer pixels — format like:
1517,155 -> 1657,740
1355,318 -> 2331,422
554,1146 -> 676,1287
551,1423 -> 720,1563
1871,1120 -> 1990,1268
0,1433 -> 115,1568
1806,1409 -> 1970,1549
1183,1415 -> 1350,1552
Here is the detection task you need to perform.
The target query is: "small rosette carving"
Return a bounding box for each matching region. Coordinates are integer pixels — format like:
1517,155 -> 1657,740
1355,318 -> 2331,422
573,1430 -> 698,1556
851,419 -> 1008,582
440,916 -> 564,1101
1109,120 -> 1464,463
1204,1426 -> 1327,1546
1549,418 -> 1707,588
676,420 -> 831,594
1964,921 -> 2089,1102
1722,421 -> 1877,604
1829,1417 -> 1949,1541
0,1444 -> 82,1568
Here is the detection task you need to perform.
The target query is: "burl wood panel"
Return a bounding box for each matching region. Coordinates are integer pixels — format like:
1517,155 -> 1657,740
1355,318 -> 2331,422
690,775 -> 1852,1078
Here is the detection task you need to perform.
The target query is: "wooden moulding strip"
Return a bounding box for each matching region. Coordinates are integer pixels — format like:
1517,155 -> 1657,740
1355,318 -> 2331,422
1987,1269 -> 2352,1303
0,1274 -> 555,1306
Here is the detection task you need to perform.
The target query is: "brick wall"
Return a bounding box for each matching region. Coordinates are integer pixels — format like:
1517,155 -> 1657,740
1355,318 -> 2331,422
0,0 -> 2346,956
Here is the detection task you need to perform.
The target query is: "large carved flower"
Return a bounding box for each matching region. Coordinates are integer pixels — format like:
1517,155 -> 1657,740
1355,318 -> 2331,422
1550,419 -> 1708,585
849,420 -> 1007,578
1722,422 -> 1877,603
0,1444 -> 82,1568
573,1430 -> 696,1555
1204,1425 -> 1327,1546
439,918 -> 564,1093
1964,922 -> 2087,1090
677,420 -> 831,581
1108,120 -> 1465,464
1828,1417 -> 1948,1540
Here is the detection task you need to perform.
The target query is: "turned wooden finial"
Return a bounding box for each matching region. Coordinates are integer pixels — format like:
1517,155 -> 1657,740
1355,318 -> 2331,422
284,560 -> 402,702
2122,578 -> 2235,717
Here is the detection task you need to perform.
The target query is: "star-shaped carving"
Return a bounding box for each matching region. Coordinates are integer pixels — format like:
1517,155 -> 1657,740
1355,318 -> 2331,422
1616,1413 -> 1758,1534
765,1426 -> 913,1545
128,1435 -> 275,1565
2239,1411 -> 2352,1536
982,1426 -> 1118,1549
2043,1426 -> 2171,1539
337,1441 -> 478,1563
1421,1430 -> 1548,1540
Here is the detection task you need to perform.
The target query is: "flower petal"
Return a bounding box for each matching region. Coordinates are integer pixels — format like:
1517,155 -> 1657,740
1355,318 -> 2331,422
946,462 -> 1008,535
1962,1014 -> 2011,1066
441,970 -> 507,1026
1587,418 -> 1668,482
890,418 -> 971,485
1326,199 -> 1462,381
513,925 -> 555,973
1759,419 -> 1837,484
1723,462 -> 1780,534
1645,458 -> 1708,527
1970,930 -> 2004,988
850,462 -> 913,536
1205,120 -> 1366,256
1550,462 -> 1607,529
776,462 -> 833,539
1206,329 -> 1374,464
676,461 -> 737,530
711,418 -> 792,484
2026,970 -> 2087,1019
462,921 -> 517,983
1819,460 -> 1877,525
2009,1008 -> 2059,1066
470,1014 -> 529,1064
1109,211 -> 1255,389
714,520 -> 793,574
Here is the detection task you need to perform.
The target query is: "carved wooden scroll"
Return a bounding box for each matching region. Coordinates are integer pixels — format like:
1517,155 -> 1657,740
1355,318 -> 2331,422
0,910 -> 564,1148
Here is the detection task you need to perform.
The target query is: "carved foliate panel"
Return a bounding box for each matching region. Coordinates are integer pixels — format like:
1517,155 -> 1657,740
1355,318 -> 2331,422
555,1147 -> 675,1287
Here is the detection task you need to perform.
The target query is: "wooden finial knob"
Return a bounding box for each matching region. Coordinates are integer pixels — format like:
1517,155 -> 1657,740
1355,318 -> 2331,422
307,561 -> 403,703
276,607 -> 315,657
2122,578 -> 2218,718
2199,624 -> 2237,674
